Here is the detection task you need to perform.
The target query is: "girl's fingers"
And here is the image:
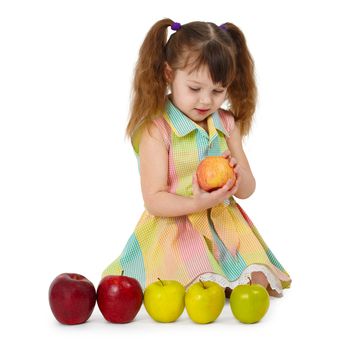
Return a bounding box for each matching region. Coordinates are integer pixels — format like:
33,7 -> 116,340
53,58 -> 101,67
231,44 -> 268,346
231,157 -> 239,166
231,179 -> 240,193
221,150 -> 231,158
235,174 -> 240,185
193,174 -> 208,194
224,178 -> 233,189
192,174 -> 200,192
211,179 -> 231,195
230,184 -> 238,194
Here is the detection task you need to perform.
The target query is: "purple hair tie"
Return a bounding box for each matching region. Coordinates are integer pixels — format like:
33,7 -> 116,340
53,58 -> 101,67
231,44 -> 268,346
219,23 -> 227,31
171,22 -> 181,31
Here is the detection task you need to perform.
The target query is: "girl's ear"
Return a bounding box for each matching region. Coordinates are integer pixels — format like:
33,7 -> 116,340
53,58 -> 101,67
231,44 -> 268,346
164,62 -> 173,83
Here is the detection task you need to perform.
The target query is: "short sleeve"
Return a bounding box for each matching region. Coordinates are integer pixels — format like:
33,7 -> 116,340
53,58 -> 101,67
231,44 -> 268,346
151,117 -> 171,151
218,108 -> 235,137
131,126 -> 143,156
131,117 -> 171,156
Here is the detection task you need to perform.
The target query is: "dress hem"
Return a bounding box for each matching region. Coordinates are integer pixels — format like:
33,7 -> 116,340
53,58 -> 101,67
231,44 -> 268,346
186,263 -> 288,296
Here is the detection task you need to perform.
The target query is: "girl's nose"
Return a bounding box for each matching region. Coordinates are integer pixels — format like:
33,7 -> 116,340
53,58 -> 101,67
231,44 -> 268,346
199,93 -> 211,105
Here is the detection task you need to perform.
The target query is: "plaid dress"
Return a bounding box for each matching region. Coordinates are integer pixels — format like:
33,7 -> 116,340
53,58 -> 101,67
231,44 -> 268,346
102,99 -> 291,294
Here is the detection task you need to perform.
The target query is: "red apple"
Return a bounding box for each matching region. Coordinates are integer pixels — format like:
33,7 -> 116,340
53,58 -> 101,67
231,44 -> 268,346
196,156 -> 236,192
48,273 -> 96,325
97,271 -> 143,323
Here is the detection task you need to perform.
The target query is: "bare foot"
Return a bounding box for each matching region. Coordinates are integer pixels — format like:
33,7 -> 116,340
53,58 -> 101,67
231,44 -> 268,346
267,284 -> 283,297
250,271 -> 269,288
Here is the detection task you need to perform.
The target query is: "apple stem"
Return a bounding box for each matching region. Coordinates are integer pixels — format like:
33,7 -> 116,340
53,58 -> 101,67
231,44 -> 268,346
121,270 -> 124,276
157,277 -> 164,286
199,279 -> 207,289
247,276 -> 252,285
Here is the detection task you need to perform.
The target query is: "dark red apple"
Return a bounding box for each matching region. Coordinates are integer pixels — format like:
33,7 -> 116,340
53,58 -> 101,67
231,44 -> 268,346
97,271 -> 143,323
48,273 -> 96,325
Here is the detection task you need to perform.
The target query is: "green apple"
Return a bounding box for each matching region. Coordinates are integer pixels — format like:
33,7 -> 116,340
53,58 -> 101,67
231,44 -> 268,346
143,278 -> 185,322
185,280 -> 225,324
230,280 -> 270,324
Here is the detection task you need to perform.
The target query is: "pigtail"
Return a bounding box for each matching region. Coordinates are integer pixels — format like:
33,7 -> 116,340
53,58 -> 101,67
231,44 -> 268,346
222,22 -> 257,136
126,18 -> 173,139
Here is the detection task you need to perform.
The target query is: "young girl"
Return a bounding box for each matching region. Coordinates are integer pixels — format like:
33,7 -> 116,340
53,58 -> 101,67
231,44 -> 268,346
102,19 -> 291,297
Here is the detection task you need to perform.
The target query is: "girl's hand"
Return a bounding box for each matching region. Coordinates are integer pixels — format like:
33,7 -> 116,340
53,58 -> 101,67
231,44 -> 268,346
192,173 -> 236,211
192,150 -> 242,212
221,149 -> 241,193
192,171 -> 240,213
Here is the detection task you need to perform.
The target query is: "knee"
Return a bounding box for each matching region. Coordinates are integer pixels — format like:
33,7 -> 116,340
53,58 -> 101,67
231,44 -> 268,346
250,271 -> 269,288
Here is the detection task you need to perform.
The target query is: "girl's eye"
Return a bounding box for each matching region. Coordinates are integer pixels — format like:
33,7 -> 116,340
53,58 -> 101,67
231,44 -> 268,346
189,87 -> 224,93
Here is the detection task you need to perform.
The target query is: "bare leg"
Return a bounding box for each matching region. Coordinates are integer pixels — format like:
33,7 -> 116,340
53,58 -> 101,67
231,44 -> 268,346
251,271 -> 282,297
267,284 -> 283,297
250,271 -> 269,288
227,272 -> 283,299
226,272 -> 269,299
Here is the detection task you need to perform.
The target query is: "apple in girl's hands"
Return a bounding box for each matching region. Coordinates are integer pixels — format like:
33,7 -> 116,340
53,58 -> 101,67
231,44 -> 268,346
48,273 -> 96,325
185,280 -> 225,324
196,156 -> 236,192
143,278 -> 185,322
229,280 -> 270,324
97,271 -> 143,323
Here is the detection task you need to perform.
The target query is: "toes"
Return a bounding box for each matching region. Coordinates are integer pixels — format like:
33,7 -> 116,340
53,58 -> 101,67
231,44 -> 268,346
267,284 -> 283,298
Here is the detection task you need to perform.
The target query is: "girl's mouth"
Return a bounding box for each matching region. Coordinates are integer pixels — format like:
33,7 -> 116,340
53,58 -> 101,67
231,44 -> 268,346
195,108 -> 210,114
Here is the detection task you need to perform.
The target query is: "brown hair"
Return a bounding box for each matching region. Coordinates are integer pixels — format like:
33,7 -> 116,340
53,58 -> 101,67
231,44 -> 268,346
126,18 -> 257,139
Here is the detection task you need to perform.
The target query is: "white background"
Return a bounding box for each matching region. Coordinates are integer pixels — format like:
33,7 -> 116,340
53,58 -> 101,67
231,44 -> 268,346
1,0 -> 349,348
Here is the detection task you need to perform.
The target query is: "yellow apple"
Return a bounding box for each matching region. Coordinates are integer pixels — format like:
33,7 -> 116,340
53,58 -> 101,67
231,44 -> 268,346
143,278 -> 185,323
185,280 -> 225,324
230,281 -> 270,324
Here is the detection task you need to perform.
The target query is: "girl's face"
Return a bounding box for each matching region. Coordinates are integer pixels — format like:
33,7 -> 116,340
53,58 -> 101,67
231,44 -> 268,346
166,63 -> 228,124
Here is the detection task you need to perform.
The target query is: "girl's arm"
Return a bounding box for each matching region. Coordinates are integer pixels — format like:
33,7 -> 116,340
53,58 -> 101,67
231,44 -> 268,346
225,121 -> 256,199
139,123 -> 235,217
139,123 -> 198,217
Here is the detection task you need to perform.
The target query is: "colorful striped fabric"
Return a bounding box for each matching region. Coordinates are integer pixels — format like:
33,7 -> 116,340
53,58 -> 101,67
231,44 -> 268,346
102,99 -> 292,294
